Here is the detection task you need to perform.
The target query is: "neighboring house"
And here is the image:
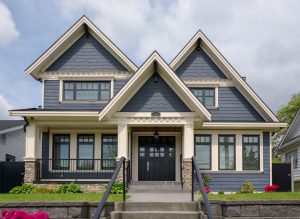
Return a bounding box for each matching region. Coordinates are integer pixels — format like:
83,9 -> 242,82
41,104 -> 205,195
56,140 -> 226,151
9,16 -> 286,192
0,120 -> 25,162
277,108 -> 300,191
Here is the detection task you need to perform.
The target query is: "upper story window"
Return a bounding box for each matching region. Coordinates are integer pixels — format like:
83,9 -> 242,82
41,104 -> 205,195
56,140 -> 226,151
191,88 -> 215,107
63,81 -> 111,101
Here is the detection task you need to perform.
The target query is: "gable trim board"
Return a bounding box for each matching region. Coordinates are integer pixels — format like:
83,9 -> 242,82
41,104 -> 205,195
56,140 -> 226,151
0,125 -> 24,135
170,30 -> 279,123
277,108 -> 300,152
98,51 -> 211,122
25,16 -> 137,79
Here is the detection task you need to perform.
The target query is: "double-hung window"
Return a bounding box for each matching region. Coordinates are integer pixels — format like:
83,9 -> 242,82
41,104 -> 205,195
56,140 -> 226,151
102,135 -> 118,169
77,135 -> 94,170
63,81 -> 111,101
191,88 -> 215,107
194,135 -> 211,170
53,134 -> 70,170
243,135 -> 260,170
219,135 -> 235,170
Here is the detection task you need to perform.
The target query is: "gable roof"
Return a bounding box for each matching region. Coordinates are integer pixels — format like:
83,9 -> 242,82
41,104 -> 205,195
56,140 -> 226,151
278,107 -> 300,151
0,120 -> 25,134
25,16 -> 137,79
170,30 -> 279,122
98,51 -> 211,121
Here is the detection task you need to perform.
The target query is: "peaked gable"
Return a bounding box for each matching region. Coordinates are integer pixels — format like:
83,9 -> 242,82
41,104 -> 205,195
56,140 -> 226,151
176,47 -> 227,79
46,34 -> 126,72
122,74 -> 190,112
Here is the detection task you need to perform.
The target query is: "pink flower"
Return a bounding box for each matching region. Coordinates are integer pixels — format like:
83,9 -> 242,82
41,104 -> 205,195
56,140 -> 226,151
264,184 -> 279,192
0,210 -> 48,219
198,186 -> 211,194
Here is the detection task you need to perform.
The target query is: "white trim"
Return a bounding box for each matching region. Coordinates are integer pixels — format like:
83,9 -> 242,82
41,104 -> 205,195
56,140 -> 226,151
170,30 -> 279,122
215,86 -> 219,108
202,122 -> 287,130
25,16 -> 137,79
59,80 -> 63,102
113,112 -> 198,118
98,52 -> 211,122
42,79 -> 45,109
183,78 -> 233,87
0,125 -> 24,134
9,110 -> 99,117
269,131 -> 272,184
111,79 -> 114,98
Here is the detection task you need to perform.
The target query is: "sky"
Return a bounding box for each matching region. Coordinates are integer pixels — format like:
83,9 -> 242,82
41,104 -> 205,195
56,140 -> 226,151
0,0 -> 299,119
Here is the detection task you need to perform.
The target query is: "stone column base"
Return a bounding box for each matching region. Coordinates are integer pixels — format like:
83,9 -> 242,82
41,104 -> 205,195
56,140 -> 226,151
183,159 -> 192,189
116,160 -> 128,183
24,160 -> 38,184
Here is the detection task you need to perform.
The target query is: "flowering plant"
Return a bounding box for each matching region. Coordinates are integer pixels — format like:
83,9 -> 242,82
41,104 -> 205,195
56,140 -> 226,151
0,209 -> 48,219
198,186 -> 211,194
264,184 -> 279,192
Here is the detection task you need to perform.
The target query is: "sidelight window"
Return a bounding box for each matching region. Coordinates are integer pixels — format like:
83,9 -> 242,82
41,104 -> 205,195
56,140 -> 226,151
219,135 -> 235,170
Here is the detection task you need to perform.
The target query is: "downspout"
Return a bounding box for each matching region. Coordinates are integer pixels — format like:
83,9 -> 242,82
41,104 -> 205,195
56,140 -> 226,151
23,116 -> 29,132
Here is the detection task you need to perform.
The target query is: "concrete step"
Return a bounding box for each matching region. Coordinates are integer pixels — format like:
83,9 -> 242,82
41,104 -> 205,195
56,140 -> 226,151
129,181 -> 190,193
130,181 -> 182,185
111,211 -> 206,219
115,202 -> 199,211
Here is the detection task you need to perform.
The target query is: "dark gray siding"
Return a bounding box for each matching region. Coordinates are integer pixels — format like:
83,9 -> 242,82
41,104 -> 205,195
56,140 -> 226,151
121,74 -> 191,112
43,79 -> 128,110
176,48 -> 227,79
209,87 -> 264,122
0,129 -> 25,161
202,132 -> 270,192
46,34 -> 126,71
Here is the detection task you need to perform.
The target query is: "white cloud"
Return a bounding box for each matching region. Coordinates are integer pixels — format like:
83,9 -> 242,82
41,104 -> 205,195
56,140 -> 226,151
0,1 -> 19,47
57,0 -> 300,111
0,94 -> 12,119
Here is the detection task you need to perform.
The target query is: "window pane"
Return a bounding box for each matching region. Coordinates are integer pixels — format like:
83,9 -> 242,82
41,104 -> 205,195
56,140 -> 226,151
102,135 -> 117,169
195,135 -> 211,170
243,145 -> 259,170
100,91 -> 110,100
101,82 -> 110,90
53,135 -> 70,169
205,97 -> 214,106
77,135 -> 94,170
64,91 -> 74,100
76,91 -> 98,100
219,136 -> 235,170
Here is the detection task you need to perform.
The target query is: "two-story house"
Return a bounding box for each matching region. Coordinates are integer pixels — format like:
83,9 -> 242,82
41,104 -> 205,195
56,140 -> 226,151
10,16 -> 286,192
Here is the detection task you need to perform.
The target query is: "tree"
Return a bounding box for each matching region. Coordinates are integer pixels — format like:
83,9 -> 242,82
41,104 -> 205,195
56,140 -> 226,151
273,92 -> 300,161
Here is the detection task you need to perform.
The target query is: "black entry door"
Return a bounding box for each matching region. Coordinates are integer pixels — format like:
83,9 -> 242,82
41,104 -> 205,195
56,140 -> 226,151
138,136 -> 175,181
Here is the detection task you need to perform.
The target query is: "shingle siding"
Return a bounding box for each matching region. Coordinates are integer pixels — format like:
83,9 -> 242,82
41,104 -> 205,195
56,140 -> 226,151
121,74 -> 191,112
46,34 -> 126,72
176,48 -> 227,79
201,132 -> 270,192
209,87 -> 264,122
43,79 -> 128,110
0,129 -> 25,161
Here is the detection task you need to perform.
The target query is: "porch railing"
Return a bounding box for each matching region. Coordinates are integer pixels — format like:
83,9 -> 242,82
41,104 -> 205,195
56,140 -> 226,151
191,156 -> 213,219
36,159 -> 116,180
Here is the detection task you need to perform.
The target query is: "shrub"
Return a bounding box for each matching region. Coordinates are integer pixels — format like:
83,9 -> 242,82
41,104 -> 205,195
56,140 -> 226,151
218,191 -> 224,194
57,183 -> 83,194
264,184 -> 279,192
9,184 -> 35,194
203,175 -> 211,187
106,183 -> 127,194
240,181 -> 256,193
33,185 -> 58,194
1,209 -> 48,219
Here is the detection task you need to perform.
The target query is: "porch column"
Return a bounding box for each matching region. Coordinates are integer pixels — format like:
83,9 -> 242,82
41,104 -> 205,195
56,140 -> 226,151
183,120 -> 194,189
24,121 -> 38,183
117,122 -> 128,159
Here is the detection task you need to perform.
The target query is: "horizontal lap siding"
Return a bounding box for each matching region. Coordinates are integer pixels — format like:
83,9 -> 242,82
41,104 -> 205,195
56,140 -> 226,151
201,132 -> 270,192
44,79 -> 128,110
46,34 -> 126,71
210,87 -> 264,122
176,48 -> 227,79
0,129 -> 25,161
121,74 -> 190,112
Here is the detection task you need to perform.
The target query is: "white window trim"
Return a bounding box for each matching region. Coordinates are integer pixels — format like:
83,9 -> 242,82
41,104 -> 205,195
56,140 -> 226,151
189,85 -> 219,109
58,79 -> 114,103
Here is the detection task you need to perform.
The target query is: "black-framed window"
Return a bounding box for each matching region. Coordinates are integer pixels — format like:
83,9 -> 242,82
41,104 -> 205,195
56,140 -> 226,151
191,88 -> 215,106
219,135 -> 235,170
77,134 -> 94,170
63,81 -> 111,101
53,134 -> 70,170
286,150 -> 298,169
243,135 -> 260,170
101,134 -> 117,169
194,135 -> 211,170
5,154 -> 15,162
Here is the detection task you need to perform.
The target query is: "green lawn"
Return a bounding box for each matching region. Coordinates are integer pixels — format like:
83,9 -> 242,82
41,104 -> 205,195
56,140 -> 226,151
0,193 -> 126,202
204,192 -> 300,200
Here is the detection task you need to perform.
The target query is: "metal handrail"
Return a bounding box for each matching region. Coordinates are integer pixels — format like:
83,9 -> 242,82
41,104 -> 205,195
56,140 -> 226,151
93,157 -> 126,219
180,153 -> 183,190
191,156 -> 213,219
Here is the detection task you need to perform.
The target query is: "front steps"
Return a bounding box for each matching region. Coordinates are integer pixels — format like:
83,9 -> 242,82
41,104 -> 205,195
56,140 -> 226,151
129,181 -> 190,193
111,202 -> 207,219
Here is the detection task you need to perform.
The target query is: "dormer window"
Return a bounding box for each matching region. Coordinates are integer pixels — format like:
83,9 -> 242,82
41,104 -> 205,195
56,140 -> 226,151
191,88 -> 216,107
63,81 -> 111,101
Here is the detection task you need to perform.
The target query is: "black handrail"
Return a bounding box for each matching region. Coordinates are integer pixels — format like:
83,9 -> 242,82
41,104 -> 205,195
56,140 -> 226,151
179,153 -> 183,190
191,156 -> 213,219
93,157 -> 126,219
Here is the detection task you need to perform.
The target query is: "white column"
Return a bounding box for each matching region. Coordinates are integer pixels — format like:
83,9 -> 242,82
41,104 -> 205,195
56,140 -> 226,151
211,134 -> 218,171
236,134 -> 243,171
25,122 -> 37,161
183,120 -> 194,159
117,122 -> 128,159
